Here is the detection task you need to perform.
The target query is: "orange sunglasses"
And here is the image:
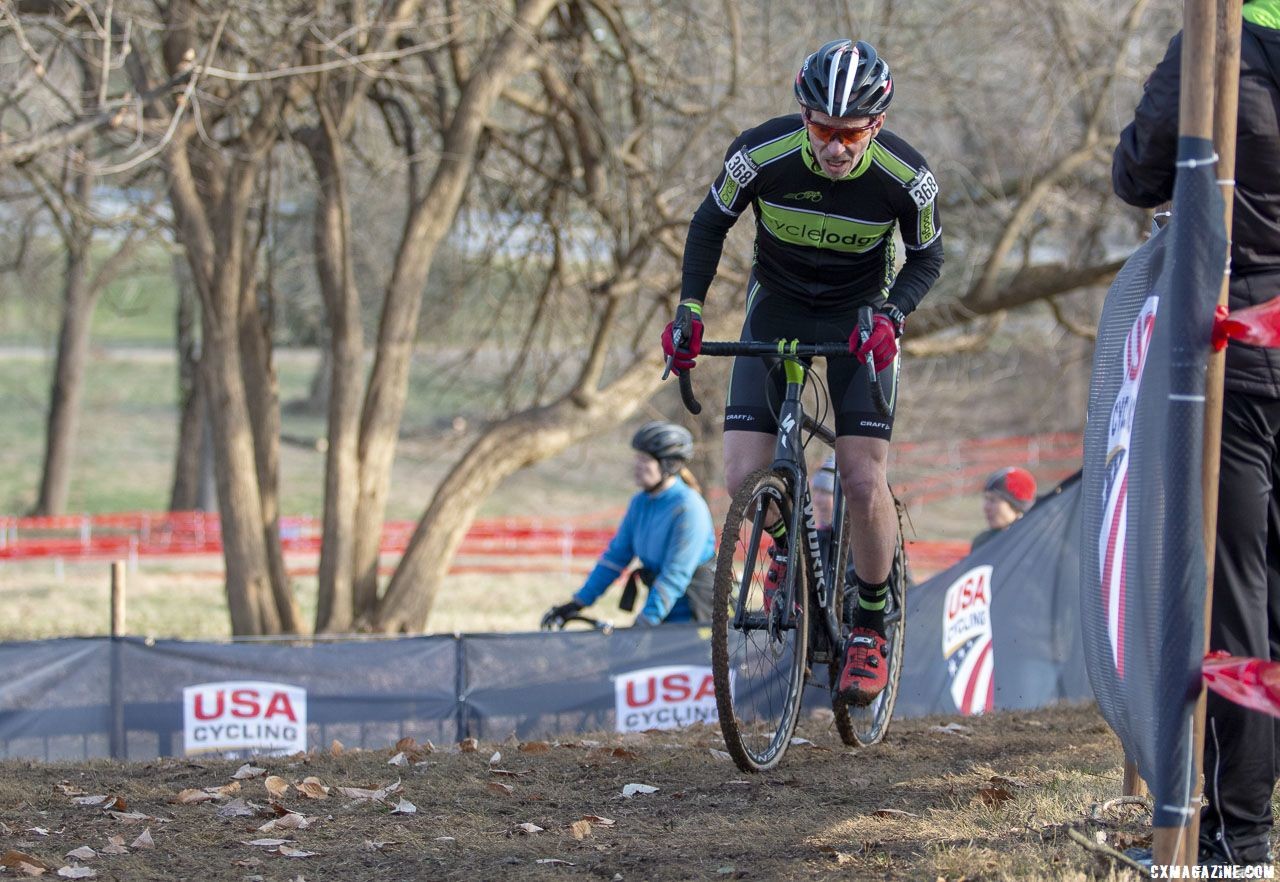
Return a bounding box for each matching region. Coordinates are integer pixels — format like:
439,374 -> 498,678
803,110 -> 881,147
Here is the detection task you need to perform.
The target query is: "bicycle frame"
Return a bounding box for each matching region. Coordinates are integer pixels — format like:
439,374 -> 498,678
727,342 -> 849,659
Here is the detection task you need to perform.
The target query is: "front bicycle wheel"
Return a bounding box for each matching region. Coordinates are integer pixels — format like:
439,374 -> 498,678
712,468 -> 809,772
833,502 -> 908,747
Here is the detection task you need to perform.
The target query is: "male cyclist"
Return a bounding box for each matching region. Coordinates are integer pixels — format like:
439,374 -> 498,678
662,39 -> 943,709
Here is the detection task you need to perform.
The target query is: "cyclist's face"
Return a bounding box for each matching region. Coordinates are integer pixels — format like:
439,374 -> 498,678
804,109 -> 882,178
982,491 -> 1020,530
633,452 -> 662,490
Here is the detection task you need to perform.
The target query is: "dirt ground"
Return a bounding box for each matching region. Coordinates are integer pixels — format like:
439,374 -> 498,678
0,703 -> 1178,882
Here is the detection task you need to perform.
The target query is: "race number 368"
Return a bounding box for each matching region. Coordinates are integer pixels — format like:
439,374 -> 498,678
908,170 -> 938,209
724,150 -> 757,186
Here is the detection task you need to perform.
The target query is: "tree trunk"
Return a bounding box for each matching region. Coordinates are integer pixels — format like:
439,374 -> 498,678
350,0 -> 563,619
240,274 -> 301,634
33,236 -> 93,516
305,120 -> 364,633
373,356 -> 664,633
169,252 -> 204,511
166,120 -> 278,635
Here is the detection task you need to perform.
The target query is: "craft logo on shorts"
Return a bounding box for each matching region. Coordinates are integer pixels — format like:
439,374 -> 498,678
942,565 -> 995,715
183,681 -> 307,756
614,665 -> 722,732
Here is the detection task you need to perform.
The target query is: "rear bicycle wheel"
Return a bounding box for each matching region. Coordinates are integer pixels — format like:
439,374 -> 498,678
833,503 -> 908,747
711,467 -> 809,772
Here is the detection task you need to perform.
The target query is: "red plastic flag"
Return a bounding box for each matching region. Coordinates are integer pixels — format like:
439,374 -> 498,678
1213,297 -> 1280,351
1202,651 -> 1280,718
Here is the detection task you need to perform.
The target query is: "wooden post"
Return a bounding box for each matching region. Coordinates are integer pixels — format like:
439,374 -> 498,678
1183,0 -> 1243,867
1123,756 -> 1149,798
110,560 -> 126,638
1152,0 -> 1219,867
109,560 -> 126,759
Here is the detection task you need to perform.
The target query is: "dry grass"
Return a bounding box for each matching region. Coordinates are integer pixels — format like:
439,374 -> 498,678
0,703 -> 1161,881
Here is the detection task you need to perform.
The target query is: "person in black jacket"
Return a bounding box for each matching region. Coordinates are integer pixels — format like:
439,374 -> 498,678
1112,1 -> 1280,867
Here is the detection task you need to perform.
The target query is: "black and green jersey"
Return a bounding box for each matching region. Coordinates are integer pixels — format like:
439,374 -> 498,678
681,114 -> 943,313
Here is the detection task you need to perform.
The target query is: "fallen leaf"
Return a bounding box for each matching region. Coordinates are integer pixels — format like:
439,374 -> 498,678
621,783 -> 658,798
217,798 -> 257,818
129,829 -> 154,850
294,778 -> 329,800
232,857 -> 260,868
433,837 -> 455,842
363,840 -> 397,851
390,798 -> 416,815
535,859 -> 574,865
71,796 -> 109,806
581,815 -> 615,827
56,868 -> 95,879
98,837 -> 127,857
489,751 -> 501,765
258,813 -> 308,832
171,788 -> 219,805
871,808 -> 918,819
790,737 -> 814,746
709,749 -> 732,761
105,812 -> 152,824
387,752 -> 408,767
929,723 -> 973,737
243,838 -> 293,848
990,774 -> 1030,789
54,783 -> 86,797
513,823 -> 544,834
264,776 -> 290,800
233,763 -> 267,780
976,786 -> 1015,807
487,782 -> 514,796
209,781 -> 241,798
277,846 -> 316,858
2,852 -> 50,872
26,828 -> 52,836
13,862 -> 45,877
458,738 -> 478,753
818,845 -> 854,865
717,866 -> 736,875
569,820 -> 592,840
63,847 -> 96,861
518,741 -> 550,754
329,740 -> 344,757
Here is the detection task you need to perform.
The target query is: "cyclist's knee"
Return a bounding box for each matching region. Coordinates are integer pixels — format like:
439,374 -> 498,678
840,468 -> 889,511
723,432 -> 774,495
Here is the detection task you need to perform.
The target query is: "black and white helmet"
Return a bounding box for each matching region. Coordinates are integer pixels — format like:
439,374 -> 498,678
794,39 -> 893,118
631,421 -> 694,463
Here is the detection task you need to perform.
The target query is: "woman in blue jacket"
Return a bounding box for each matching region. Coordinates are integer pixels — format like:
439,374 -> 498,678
541,422 -> 716,627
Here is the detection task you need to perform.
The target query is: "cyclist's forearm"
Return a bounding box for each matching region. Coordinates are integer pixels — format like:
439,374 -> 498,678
886,238 -> 944,316
573,559 -> 625,607
679,195 -> 736,304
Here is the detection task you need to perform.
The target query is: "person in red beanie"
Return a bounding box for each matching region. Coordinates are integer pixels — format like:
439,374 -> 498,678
971,466 -> 1037,551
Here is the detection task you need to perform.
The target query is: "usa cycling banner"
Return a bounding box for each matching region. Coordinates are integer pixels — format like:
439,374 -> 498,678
893,475 -> 1093,719
1080,136 -> 1226,829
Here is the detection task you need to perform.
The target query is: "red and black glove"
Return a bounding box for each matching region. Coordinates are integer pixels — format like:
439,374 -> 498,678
851,304 -> 906,373
661,302 -> 704,375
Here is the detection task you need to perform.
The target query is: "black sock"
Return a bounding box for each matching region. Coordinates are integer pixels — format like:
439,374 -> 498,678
848,573 -> 888,633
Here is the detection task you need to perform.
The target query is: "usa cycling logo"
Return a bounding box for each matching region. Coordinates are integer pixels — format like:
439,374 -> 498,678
1098,294 -> 1158,680
942,565 -> 995,715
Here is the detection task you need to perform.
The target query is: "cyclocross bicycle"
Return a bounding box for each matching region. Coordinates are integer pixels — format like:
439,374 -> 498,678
673,306 -> 908,772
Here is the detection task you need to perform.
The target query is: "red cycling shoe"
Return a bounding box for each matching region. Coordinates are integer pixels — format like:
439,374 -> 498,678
836,626 -> 889,707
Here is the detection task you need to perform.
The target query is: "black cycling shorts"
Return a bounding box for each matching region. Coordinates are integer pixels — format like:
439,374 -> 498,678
722,274 -> 898,440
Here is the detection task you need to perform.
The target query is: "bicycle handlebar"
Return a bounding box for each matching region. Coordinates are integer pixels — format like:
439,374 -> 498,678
673,304 -> 892,419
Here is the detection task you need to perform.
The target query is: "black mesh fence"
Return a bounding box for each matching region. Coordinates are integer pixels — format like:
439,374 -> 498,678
1081,135 -> 1226,828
